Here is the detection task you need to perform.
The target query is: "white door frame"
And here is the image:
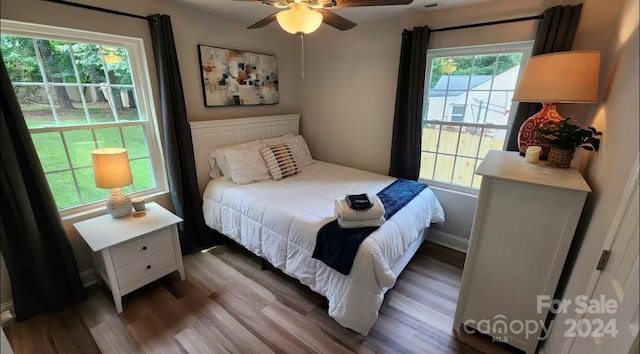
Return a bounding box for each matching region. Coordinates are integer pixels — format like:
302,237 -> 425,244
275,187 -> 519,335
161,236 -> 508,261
560,154 -> 640,354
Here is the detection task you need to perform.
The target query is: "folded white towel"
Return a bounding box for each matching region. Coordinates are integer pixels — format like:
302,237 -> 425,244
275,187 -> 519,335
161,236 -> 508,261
334,195 -> 385,221
338,216 -> 386,229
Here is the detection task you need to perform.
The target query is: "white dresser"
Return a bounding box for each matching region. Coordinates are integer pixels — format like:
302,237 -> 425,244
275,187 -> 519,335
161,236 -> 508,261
74,202 -> 184,313
453,151 -> 590,354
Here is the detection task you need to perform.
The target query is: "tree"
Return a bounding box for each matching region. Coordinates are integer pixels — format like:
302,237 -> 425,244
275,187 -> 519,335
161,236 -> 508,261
1,36 -> 41,82
429,53 -> 523,89
69,44 -> 135,110
36,39 -> 74,109
2,37 -> 136,109
1,36 -> 44,105
70,43 -> 107,102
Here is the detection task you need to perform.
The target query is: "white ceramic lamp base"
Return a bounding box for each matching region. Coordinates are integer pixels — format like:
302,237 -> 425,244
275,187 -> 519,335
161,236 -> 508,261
106,188 -> 132,218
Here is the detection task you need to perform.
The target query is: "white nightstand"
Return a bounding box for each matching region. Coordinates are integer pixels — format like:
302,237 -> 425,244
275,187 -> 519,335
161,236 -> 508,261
74,202 -> 185,313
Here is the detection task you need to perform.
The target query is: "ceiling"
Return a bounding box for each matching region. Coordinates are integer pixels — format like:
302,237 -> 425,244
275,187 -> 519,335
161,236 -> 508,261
171,0 -> 492,27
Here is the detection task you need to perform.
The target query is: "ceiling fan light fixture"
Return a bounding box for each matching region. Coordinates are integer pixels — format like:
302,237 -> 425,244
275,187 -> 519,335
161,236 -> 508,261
271,0 -> 289,9
310,0 -> 334,7
276,2 -> 323,34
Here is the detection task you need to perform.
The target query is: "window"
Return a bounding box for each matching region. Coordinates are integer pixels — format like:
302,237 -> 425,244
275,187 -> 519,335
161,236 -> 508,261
450,104 -> 466,122
421,42 -> 532,191
1,20 -> 167,214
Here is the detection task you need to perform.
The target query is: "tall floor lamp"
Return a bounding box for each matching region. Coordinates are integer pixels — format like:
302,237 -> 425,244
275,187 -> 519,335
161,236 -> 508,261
512,50 -> 600,157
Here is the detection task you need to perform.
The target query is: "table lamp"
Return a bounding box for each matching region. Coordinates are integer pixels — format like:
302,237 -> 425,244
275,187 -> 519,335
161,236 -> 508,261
92,148 -> 133,218
512,50 -> 600,157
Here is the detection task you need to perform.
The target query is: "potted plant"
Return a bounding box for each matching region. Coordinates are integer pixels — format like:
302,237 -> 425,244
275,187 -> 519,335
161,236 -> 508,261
535,118 -> 603,168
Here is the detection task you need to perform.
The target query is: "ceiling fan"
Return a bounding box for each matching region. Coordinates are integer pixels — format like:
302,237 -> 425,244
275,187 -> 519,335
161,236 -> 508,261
240,0 -> 414,34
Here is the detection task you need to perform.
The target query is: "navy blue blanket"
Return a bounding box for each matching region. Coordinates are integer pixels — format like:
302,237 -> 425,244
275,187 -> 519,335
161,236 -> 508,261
312,178 -> 428,275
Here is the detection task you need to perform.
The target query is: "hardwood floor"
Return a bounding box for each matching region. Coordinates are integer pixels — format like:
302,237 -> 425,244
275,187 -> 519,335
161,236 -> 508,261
4,241 -> 520,353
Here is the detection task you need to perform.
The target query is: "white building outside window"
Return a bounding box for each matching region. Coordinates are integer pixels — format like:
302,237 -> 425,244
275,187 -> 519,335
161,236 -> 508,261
421,41 -> 533,191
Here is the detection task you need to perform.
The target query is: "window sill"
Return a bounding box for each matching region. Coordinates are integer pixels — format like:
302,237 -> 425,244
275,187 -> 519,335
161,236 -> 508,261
60,190 -> 171,224
419,179 -> 480,197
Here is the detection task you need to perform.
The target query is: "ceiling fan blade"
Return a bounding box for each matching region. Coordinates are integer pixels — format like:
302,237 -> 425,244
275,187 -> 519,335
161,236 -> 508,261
333,0 -> 413,7
247,13 -> 278,29
315,9 -> 357,31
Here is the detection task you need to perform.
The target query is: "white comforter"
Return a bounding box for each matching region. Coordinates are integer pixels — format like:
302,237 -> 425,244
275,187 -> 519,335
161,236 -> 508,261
202,161 -> 444,334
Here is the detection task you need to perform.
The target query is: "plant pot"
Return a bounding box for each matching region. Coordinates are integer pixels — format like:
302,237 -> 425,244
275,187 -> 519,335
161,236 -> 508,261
547,147 -> 575,168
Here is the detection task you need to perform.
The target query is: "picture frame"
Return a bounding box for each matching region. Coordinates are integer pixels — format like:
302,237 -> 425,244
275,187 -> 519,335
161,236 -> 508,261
197,45 -> 279,107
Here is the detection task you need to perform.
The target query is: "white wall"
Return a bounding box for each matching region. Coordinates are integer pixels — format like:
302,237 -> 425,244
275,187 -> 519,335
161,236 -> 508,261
0,0 -> 300,306
299,0 -> 554,250
300,17 -> 403,175
542,0 -> 639,351
427,188 -> 477,252
1,327 -> 13,354
404,0 -> 553,48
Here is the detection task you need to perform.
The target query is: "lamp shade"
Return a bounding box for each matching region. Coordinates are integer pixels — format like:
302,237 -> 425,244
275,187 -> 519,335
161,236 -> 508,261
513,50 -> 600,103
91,148 -> 133,189
276,2 -> 323,35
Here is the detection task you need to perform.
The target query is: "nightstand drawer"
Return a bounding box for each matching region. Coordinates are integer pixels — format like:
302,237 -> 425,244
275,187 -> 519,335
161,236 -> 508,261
115,247 -> 176,289
111,228 -> 172,268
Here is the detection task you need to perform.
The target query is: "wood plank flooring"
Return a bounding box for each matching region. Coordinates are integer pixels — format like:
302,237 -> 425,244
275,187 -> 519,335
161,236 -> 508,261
4,241 -> 521,353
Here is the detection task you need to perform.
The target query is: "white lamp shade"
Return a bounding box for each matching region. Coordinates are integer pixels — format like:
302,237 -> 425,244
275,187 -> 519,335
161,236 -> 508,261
513,50 -> 600,103
91,148 -> 133,189
276,3 -> 323,35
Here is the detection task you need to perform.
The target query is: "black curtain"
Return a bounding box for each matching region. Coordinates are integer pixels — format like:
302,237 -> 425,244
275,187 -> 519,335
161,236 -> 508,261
389,26 -> 430,180
505,4 -> 583,151
148,14 -> 219,253
0,54 -> 86,321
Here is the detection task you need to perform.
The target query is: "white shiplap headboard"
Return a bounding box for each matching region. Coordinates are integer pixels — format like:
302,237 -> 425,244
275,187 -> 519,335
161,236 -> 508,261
190,114 -> 300,193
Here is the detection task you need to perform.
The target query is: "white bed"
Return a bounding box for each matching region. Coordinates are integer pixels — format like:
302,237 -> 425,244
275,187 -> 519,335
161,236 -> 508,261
191,115 -> 445,335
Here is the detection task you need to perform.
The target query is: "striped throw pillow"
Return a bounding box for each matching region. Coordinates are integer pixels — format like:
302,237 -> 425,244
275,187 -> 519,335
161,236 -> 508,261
261,143 -> 300,180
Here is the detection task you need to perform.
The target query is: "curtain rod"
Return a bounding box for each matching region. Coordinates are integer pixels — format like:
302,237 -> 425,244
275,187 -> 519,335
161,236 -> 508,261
41,0 -> 149,21
41,0 -> 542,32
431,14 -> 543,33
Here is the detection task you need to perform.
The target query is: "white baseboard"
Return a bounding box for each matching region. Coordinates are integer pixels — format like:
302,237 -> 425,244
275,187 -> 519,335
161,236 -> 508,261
0,302 -> 13,316
426,230 -> 469,253
79,268 -> 98,288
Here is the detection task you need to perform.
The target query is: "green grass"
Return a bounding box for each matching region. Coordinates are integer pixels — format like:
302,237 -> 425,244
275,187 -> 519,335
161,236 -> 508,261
22,102 -> 139,128
24,102 -> 154,210
24,102 -> 503,207
420,126 -> 506,189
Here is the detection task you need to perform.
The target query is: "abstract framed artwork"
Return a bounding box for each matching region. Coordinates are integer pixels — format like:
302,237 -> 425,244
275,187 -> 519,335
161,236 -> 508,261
198,45 -> 279,107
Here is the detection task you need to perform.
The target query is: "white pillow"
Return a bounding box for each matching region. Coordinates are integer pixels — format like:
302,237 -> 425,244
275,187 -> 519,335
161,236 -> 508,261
261,134 -> 313,167
260,133 -> 294,147
289,135 -> 314,167
209,140 -> 262,178
224,145 -> 271,184
207,154 -> 223,179
207,134 -> 312,178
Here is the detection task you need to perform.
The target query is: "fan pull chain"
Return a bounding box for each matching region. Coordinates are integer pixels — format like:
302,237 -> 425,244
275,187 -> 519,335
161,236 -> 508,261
300,33 -> 305,79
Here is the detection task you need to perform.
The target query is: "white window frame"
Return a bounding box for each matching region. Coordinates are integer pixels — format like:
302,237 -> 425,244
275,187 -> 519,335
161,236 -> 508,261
450,103 -> 466,122
1,20 -> 168,217
420,41 -> 533,195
